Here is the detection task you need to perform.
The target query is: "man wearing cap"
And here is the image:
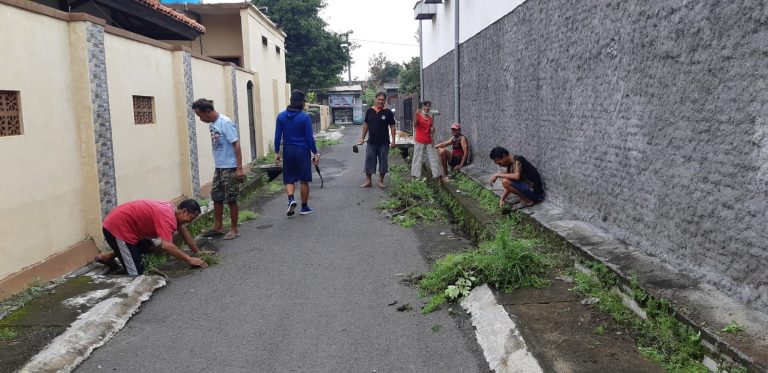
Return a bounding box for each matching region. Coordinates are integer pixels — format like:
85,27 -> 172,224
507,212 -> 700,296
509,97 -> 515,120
435,122 -> 469,178
275,90 -> 319,216
192,98 -> 244,240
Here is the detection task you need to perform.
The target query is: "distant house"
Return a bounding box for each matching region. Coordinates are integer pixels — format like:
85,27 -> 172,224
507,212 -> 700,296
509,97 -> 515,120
165,1 -> 290,160
318,85 -> 364,125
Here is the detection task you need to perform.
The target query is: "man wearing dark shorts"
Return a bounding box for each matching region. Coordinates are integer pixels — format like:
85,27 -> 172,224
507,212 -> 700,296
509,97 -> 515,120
356,92 -> 396,188
488,146 -> 545,209
192,98 -> 244,240
275,90 -> 319,216
96,199 -> 207,275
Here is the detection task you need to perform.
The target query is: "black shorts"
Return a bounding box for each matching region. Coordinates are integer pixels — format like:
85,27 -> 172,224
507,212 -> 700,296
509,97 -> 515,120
448,155 -> 462,167
103,228 -> 154,276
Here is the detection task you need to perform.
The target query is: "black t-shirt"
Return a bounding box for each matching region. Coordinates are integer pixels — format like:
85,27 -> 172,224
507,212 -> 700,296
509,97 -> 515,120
365,107 -> 396,144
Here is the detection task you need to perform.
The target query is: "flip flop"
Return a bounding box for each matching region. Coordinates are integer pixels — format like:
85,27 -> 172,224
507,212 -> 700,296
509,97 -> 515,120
222,232 -> 240,240
201,228 -> 225,237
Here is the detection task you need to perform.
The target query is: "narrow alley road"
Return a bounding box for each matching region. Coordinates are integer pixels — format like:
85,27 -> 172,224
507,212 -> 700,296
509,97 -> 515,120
76,130 -> 488,373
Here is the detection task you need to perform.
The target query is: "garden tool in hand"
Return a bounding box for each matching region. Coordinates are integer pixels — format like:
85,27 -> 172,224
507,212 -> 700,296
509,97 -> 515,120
353,140 -> 366,153
313,154 -> 324,188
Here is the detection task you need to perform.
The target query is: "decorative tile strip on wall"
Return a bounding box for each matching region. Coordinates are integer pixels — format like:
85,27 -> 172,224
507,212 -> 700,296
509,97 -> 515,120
183,52 -> 200,196
86,23 -> 117,217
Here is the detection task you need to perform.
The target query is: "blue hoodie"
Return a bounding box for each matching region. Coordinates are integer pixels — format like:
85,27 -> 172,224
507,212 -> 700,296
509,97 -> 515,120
274,107 -> 317,154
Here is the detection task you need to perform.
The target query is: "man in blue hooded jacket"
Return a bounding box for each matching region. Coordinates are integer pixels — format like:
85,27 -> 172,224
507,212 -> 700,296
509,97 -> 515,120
275,90 -> 319,216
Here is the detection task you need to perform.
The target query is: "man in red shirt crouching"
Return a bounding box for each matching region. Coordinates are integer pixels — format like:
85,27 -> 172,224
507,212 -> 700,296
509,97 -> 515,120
95,199 -> 208,275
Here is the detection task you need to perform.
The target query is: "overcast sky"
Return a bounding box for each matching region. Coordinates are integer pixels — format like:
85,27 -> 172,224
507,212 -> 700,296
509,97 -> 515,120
203,0 -> 420,82
320,0 -> 420,81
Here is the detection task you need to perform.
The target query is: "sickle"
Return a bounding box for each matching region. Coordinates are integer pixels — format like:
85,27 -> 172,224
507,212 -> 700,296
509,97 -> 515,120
315,164 -> 324,189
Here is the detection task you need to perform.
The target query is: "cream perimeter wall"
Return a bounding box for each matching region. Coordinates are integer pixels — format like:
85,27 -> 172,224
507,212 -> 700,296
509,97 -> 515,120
242,7 -> 287,154
0,2 -> 276,288
235,69 -> 259,163
105,34 -> 184,203
191,57 -> 227,186
0,5 -> 88,280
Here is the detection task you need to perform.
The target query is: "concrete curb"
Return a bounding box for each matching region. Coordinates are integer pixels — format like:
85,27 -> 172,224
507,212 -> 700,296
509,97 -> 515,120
18,276 -> 166,373
461,284 -> 543,373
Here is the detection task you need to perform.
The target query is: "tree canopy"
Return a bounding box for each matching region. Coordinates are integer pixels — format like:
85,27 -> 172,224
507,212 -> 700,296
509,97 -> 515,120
368,53 -> 403,87
251,0 -> 353,91
399,57 -> 420,96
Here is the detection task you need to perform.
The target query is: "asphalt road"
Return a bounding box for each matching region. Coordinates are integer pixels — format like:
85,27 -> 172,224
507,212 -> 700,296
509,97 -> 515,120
76,129 -> 488,373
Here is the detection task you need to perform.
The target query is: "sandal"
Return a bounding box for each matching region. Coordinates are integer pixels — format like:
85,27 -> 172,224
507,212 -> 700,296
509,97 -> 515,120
223,232 -> 240,240
201,228 -> 225,237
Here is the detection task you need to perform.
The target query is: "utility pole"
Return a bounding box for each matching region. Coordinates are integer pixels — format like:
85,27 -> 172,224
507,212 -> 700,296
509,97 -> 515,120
419,19 -> 424,102
345,34 -> 352,85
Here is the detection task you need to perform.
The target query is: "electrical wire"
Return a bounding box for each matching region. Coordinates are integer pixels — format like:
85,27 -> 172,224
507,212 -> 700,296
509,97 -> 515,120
349,38 -> 418,47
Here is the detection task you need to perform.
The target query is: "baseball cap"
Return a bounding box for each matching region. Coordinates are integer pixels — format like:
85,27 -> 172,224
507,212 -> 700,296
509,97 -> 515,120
451,123 -> 461,130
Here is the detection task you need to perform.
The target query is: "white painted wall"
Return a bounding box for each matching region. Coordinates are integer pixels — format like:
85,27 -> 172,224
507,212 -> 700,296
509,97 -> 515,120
421,0 -> 526,67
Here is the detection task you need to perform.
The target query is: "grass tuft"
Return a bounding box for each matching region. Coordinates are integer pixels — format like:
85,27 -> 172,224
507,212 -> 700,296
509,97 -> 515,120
418,229 -> 549,313
315,137 -> 342,148
378,174 -> 445,228
238,210 -> 259,223
0,278 -> 50,316
143,253 -> 169,272
0,327 -> 18,341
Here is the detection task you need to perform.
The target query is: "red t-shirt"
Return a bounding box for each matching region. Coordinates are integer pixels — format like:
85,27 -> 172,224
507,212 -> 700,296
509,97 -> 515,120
414,112 -> 433,144
103,200 -> 177,244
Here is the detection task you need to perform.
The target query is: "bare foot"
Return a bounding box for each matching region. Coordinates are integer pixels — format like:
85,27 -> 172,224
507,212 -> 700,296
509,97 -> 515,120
378,182 -> 386,188
360,182 -> 372,188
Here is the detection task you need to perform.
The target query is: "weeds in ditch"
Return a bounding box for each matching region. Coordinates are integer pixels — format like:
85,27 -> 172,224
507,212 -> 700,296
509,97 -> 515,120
315,137 -> 342,148
379,174 -> 445,228
452,173 -> 501,214
0,327 -> 17,341
721,321 -> 745,333
195,253 -> 221,266
143,253 -> 169,272
572,262 -> 709,373
238,210 -> 259,223
186,212 -> 215,238
0,278 -> 50,317
255,151 -> 277,165
418,228 -> 549,314
264,179 -> 285,195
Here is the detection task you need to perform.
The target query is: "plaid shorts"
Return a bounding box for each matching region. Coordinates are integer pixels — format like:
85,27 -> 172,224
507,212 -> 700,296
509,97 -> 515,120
211,168 -> 240,203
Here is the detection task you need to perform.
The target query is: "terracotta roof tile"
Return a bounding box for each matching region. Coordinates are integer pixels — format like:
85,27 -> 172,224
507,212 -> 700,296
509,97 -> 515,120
134,0 -> 206,33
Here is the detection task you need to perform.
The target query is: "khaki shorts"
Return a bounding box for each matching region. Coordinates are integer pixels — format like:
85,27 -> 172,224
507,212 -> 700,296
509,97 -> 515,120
211,168 -> 240,203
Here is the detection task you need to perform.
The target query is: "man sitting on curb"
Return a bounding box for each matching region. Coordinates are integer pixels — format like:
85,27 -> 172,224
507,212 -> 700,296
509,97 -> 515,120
488,146 -> 545,209
435,122 -> 469,179
94,199 -> 208,275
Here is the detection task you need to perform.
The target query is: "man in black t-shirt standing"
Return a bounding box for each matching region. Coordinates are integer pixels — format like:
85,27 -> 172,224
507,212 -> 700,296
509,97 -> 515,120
356,92 -> 396,188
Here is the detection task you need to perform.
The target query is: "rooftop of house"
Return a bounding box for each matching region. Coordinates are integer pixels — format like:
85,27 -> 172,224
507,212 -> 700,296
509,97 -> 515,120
326,84 -> 363,93
138,0 -> 206,34
167,1 -> 286,38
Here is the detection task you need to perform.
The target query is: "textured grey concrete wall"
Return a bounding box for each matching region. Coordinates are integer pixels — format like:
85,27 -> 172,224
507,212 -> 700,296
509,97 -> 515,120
425,0 -> 768,311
